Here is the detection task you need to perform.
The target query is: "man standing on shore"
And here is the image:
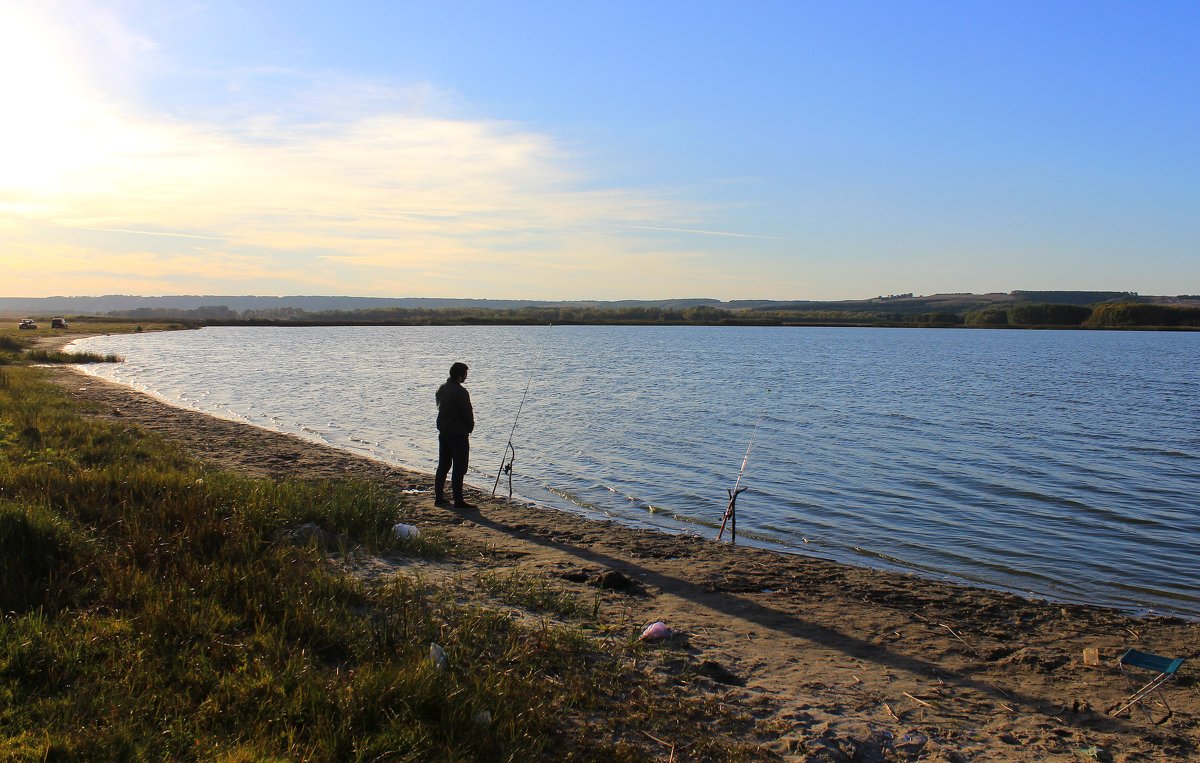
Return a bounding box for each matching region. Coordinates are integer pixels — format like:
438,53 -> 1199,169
435,362 -> 476,509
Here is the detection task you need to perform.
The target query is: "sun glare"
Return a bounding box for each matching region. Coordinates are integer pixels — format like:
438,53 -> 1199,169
0,7 -> 126,197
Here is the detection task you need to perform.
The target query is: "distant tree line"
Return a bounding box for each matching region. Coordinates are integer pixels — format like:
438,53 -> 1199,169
1086,303 -> 1200,328
99,301 -> 1200,330
963,302 -> 1200,328
964,304 -> 1094,327
112,305 -> 240,320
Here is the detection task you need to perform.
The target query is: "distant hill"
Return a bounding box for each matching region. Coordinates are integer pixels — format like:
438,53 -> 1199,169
1007,290 -> 1138,305
4,291 -> 1198,325
0,294 -> 723,316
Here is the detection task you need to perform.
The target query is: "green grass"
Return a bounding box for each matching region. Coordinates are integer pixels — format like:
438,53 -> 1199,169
24,349 -> 124,364
0,337 -> 30,366
476,569 -> 600,621
0,363 -> 767,761
0,319 -> 193,336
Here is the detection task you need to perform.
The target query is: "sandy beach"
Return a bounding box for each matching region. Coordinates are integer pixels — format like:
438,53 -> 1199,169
50,362 -> 1198,761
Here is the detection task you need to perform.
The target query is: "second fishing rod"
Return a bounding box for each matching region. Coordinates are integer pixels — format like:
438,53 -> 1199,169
717,387 -> 772,544
492,324 -> 552,499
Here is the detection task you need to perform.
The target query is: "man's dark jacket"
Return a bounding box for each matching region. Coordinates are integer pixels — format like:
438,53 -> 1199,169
436,380 -> 474,437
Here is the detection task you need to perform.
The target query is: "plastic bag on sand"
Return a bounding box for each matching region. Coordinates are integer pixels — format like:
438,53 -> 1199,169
430,643 -> 447,671
639,621 -> 672,642
393,522 -> 420,539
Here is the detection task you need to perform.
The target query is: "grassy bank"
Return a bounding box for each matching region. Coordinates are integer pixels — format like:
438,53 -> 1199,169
1,319 -> 182,365
0,337 -> 120,366
0,364 -> 764,761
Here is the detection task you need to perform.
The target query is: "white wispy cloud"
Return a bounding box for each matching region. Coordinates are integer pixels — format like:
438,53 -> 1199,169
622,224 -> 788,241
63,226 -> 227,241
0,1 -> 776,299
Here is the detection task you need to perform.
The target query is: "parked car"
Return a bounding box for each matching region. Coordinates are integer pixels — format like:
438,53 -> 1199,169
51,317 -> 67,329
18,319 -> 37,329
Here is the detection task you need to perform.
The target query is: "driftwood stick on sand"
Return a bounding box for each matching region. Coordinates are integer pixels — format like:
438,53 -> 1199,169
986,680 -> 1013,699
883,702 -> 902,722
903,691 -> 935,708
641,730 -> 680,761
939,623 -> 979,654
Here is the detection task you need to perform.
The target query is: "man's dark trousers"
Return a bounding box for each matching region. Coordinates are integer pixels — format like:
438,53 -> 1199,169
435,433 -> 470,503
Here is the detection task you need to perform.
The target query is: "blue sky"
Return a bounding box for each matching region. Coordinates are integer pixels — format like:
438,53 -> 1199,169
2,1 -> 1196,300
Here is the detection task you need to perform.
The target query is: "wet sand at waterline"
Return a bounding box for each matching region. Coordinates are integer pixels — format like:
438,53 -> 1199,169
48,361 -> 1198,761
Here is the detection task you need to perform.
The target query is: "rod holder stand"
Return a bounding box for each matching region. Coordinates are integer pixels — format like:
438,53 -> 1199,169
492,441 -> 516,499
716,486 -> 749,543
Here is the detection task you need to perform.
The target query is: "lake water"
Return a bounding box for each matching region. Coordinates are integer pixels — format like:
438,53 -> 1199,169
70,325 -> 1200,618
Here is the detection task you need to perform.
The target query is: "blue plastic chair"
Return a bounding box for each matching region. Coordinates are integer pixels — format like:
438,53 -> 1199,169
1106,649 -> 1185,724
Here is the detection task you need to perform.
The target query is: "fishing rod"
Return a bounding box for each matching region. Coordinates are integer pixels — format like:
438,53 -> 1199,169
716,388 -> 771,544
492,325 -> 552,499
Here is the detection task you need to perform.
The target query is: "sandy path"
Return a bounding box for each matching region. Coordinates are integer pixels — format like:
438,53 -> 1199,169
50,364 -> 1198,761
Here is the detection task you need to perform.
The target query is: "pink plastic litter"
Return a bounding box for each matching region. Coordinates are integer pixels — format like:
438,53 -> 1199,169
639,621 -> 672,641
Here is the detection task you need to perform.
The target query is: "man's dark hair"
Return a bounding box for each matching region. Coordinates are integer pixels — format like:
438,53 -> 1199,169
449,362 -> 469,380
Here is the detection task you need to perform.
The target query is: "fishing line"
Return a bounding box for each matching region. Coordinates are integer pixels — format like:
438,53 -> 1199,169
492,324 -> 552,499
717,387 -> 771,543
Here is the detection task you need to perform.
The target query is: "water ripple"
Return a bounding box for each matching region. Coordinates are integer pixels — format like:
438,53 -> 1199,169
71,325 -> 1200,618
